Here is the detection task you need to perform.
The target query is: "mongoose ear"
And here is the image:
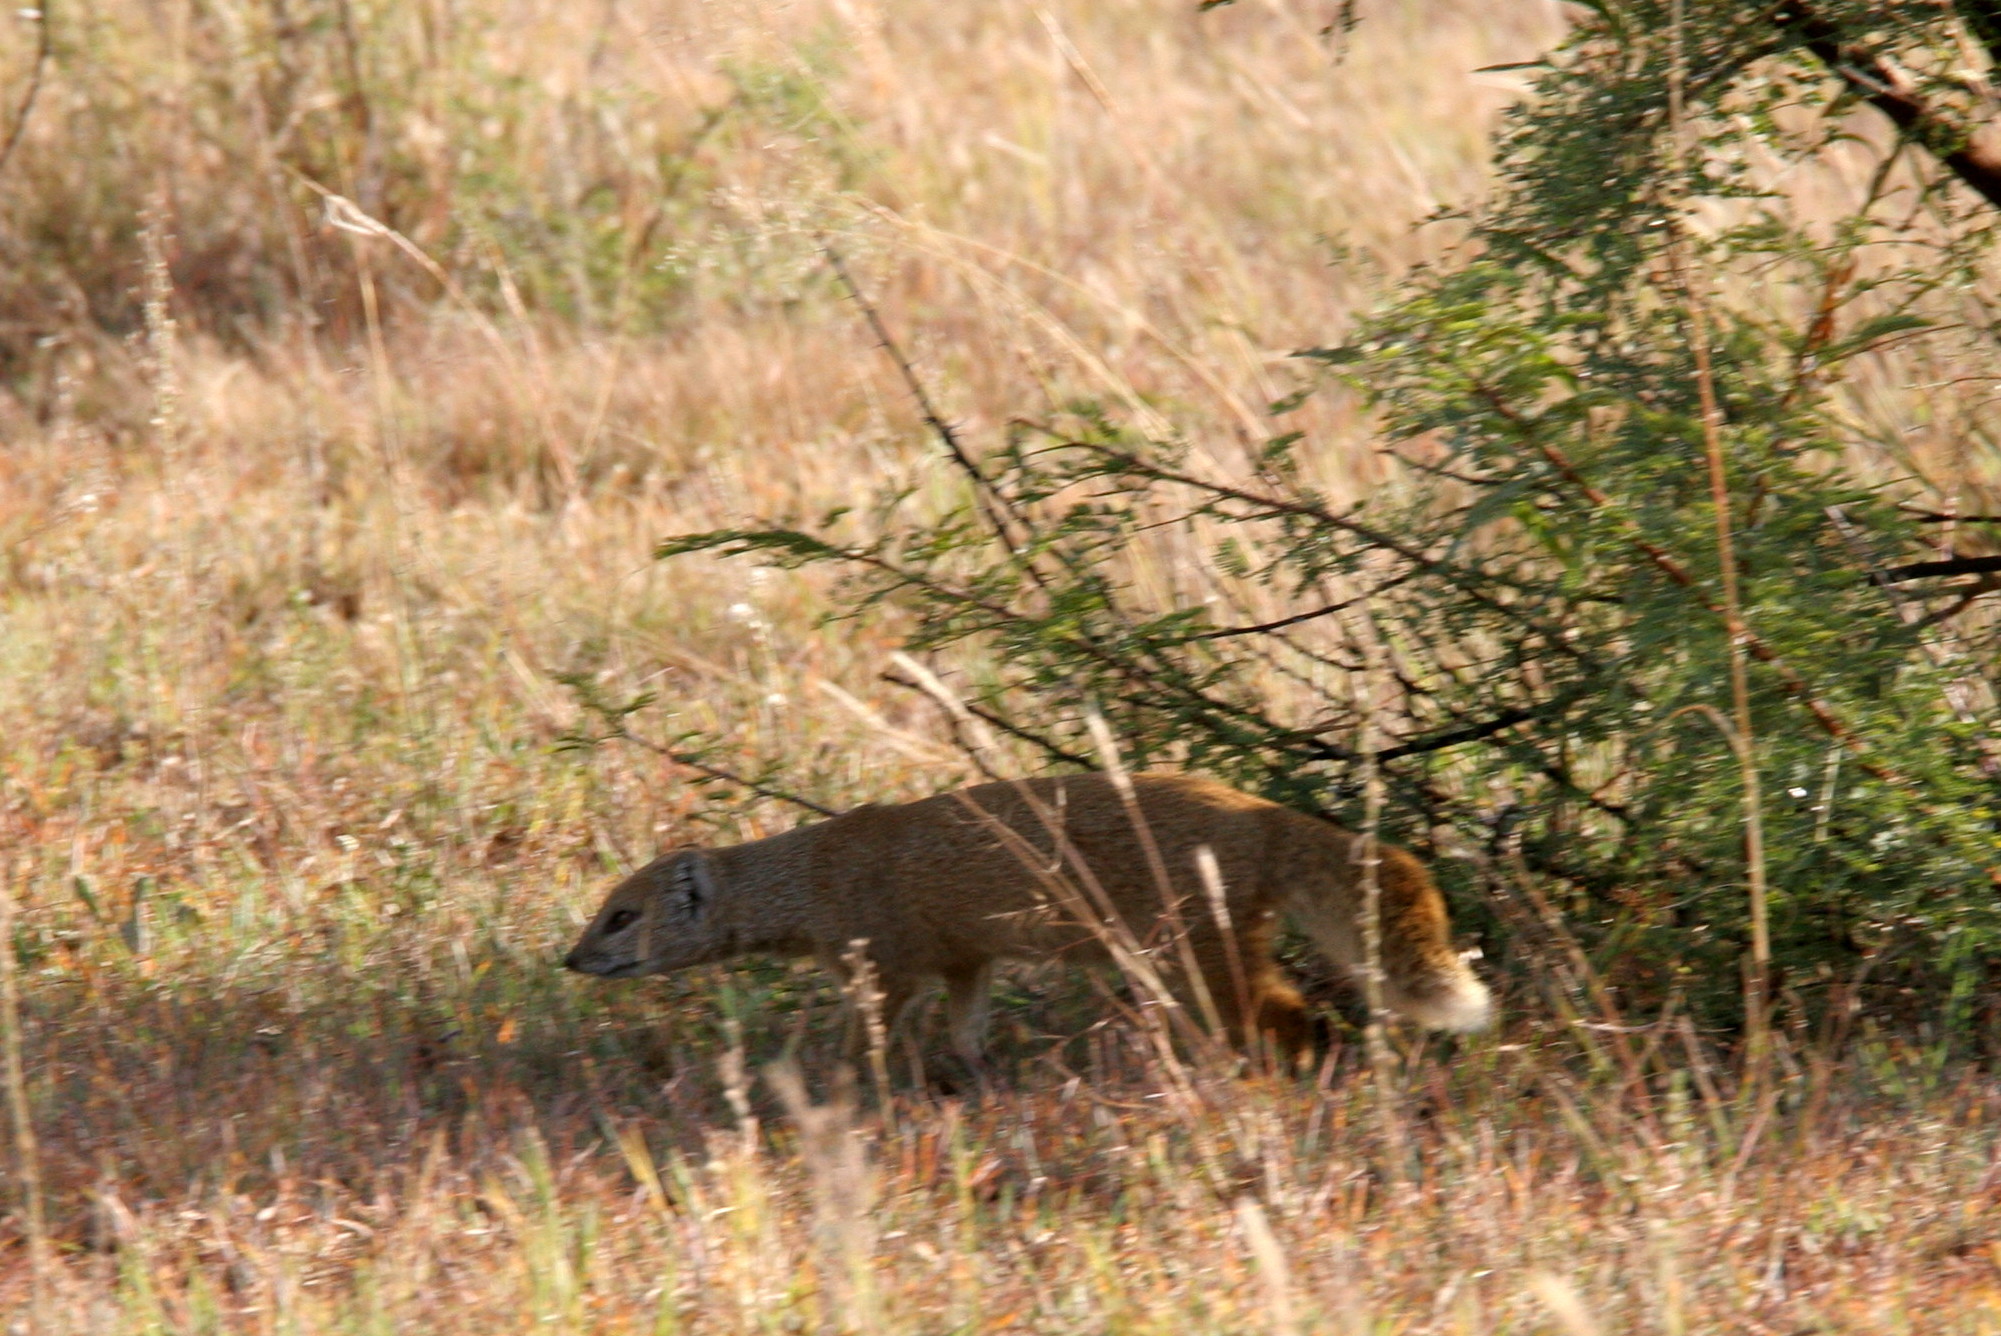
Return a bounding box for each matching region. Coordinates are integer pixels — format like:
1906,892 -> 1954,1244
668,852 -> 718,914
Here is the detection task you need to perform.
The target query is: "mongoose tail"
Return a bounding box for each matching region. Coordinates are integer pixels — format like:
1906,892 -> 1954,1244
1276,824 -> 1493,1033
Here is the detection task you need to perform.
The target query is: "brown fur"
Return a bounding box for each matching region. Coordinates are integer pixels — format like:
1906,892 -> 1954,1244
564,773 -> 1491,1065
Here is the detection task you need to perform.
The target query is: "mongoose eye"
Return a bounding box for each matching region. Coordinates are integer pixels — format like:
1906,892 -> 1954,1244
604,908 -> 640,934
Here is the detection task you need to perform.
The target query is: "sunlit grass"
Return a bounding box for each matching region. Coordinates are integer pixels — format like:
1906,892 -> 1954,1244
3,0 -> 2000,1329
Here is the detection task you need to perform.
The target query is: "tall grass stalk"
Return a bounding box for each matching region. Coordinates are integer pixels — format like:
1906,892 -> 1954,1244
838,939 -> 896,1135
1528,1272 -> 1603,1336
0,859 -> 47,1325
1085,708 -> 1229,1047
140,200 -> 208,827
1232,1196 -> 1300,1336
886,657 -> 1210,1089
1350,578 -> 1407,1185
767,1060 -> 878,1333
1669,0 -> 1771,1070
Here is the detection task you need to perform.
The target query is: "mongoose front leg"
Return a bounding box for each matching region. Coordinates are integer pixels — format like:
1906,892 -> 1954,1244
839,971 -> 919,1067
942,961 -> 998,1068
818,945 -> 912,1065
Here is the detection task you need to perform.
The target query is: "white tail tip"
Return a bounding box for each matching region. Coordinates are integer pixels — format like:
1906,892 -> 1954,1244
1394,975 -> 1494,1032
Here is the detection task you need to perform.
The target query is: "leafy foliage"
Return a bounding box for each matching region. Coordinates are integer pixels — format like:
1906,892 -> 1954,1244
659,1 -> 2001,1029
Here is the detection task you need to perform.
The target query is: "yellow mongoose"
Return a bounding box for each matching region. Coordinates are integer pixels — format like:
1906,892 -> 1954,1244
564,773 -> 1491,1063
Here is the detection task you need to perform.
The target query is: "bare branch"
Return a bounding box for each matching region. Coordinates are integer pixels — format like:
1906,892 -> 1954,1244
1900,509 -> 2001,524
601,722 -> 841,818
1075,444 -> 1600,663
1879,553 -> 2001,582
1774,1 -> 2001,212
1183,568 -> 1422,642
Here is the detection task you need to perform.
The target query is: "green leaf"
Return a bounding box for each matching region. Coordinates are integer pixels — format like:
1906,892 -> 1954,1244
1820,313 -> 1934,363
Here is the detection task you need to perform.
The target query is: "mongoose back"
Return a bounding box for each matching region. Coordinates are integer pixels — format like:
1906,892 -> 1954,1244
564,772 -> 1491,1063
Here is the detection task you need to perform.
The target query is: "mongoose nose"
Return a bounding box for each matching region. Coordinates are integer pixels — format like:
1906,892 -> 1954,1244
562,950 -> 582,972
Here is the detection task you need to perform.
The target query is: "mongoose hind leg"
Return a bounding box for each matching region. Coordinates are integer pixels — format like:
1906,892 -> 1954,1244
1248,978 -> 1313,1066
1194,918 -> 1313,1066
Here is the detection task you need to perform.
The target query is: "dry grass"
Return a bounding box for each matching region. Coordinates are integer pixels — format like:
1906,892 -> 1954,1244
3,0 -> 2001,1330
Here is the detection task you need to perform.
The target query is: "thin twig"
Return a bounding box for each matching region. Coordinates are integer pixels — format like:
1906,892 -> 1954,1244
816,541 -> 1365,763
601,722 -> 840,818
1827,505 -> 1995,720
1194,847 -> 1255,1066
821,241 -> 1041,572
892,656 -> 1215,1092
1374,703 -> 1547,763
880,670 -> 1087,772
0,0 -> 52,186
1349,569 -> 1407,1187
1910,584 -> 1998,631
1075,443 -> 1600,664
1184,568 -> 1422,641
1085,710 -> 1229,1046
1899,508 -> 2001,524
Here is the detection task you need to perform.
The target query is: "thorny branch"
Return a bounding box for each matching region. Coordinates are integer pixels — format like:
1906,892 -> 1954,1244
1073,444 -> 1603,666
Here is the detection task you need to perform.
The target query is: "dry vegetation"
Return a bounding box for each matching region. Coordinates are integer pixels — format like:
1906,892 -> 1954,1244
2,0 -> 2000,1330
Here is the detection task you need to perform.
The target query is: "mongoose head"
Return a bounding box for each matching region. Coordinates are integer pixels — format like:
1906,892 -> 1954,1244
563,850 -> 724,978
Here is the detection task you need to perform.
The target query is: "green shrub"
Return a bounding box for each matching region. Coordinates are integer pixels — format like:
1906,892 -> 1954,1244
659,1 -> 2001,1035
